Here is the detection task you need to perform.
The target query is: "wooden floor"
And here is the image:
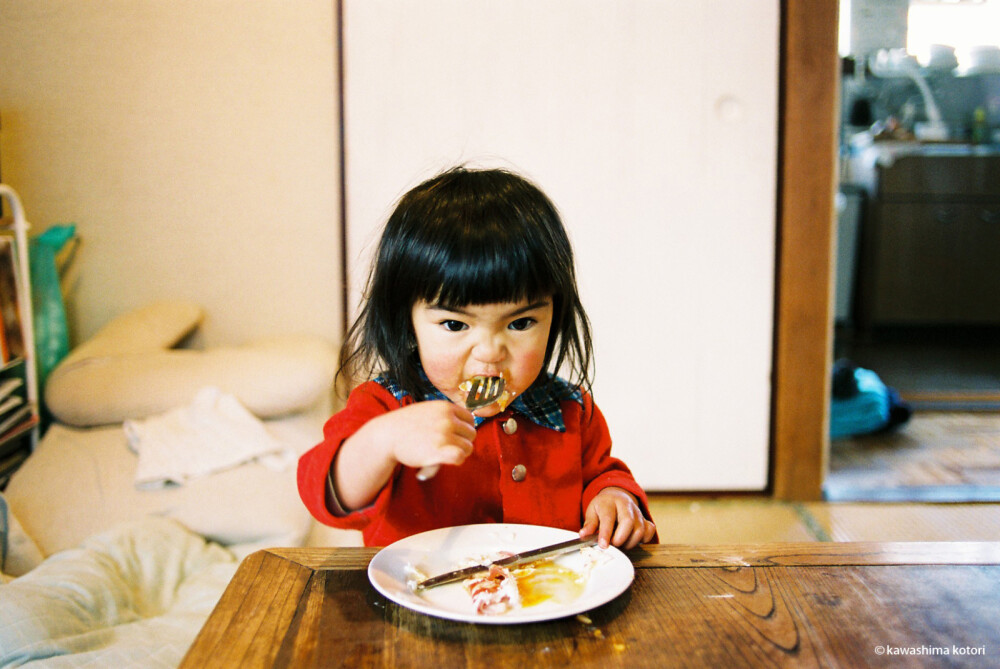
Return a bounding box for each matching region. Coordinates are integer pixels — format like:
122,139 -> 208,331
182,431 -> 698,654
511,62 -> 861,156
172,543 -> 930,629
827,327 -> 1000,502
825,410 -> 1000,501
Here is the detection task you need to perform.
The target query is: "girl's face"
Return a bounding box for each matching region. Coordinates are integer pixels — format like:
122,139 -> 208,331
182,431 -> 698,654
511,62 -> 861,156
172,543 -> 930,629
411,297 -> 553,418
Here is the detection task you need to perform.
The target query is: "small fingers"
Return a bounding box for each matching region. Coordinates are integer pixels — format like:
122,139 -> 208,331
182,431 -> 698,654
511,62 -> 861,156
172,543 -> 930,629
434,404 -> 476,465
450,407 -> 478,441
453,404 -> 477,427
620,518 -> 656,550
643,519 -> 658,544
611,507 -> 644,549
606,493 -> 657,549
616,522 -> 642,550
437,442 -> 473,466
594,505 -> 617,549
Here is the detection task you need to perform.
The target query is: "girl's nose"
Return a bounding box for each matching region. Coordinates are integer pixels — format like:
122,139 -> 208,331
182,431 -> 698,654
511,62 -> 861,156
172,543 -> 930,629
472,333 -> 505,363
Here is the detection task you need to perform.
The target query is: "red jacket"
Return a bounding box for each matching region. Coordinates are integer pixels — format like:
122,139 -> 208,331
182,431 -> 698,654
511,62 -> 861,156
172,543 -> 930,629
297,377 -> 654,547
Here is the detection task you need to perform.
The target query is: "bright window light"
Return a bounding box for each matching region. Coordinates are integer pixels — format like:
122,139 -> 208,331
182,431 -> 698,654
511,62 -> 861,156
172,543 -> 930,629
840,0 -> 852,57
908,0 -> 1000,66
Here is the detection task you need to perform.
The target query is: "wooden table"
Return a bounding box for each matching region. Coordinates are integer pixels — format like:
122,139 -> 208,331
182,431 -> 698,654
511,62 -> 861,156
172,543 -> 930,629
182,542 -> 1000,668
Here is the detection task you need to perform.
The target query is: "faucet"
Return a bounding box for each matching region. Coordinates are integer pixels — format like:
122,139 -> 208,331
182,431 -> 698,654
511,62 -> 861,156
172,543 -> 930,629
870,49 -> 949,141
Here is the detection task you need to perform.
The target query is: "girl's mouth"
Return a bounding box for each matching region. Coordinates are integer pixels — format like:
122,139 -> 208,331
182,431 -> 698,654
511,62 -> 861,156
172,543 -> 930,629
459,373 -> 517,412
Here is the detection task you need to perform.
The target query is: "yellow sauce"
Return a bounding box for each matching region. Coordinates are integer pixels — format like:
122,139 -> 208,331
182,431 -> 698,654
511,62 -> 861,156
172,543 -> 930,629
512,561 -> 586,608
495,390 -> 516,411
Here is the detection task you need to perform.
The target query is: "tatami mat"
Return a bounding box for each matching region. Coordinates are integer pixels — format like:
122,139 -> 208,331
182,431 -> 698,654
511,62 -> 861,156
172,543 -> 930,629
647,496 -> 1000,543
646,498 -> 821,543
803,502 -> 1000,542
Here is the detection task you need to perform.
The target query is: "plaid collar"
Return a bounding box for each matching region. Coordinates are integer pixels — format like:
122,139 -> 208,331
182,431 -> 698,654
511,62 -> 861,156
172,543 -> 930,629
374,372 -> 583,433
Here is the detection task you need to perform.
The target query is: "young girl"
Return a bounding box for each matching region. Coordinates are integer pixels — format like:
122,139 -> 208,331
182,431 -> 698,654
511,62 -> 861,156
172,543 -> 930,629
298,166 -> 657,549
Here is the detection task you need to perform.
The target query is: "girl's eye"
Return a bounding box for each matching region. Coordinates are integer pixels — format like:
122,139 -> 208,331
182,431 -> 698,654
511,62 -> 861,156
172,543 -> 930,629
441,320 -> 468,332
508,317 -> 536,331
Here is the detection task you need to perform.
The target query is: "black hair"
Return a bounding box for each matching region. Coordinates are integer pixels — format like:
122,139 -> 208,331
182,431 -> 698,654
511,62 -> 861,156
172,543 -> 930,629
339,166 -> 594,398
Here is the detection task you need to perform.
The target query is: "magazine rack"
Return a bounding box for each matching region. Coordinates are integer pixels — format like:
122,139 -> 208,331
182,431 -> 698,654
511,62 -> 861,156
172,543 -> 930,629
0,184 -> 39,473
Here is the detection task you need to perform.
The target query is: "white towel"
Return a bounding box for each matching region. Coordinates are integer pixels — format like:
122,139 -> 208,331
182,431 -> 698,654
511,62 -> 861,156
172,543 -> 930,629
124,386 -> 293,490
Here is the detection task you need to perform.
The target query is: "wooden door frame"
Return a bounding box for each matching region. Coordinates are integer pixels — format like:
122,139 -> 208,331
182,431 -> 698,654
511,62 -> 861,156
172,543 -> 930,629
771,0 -> 839,500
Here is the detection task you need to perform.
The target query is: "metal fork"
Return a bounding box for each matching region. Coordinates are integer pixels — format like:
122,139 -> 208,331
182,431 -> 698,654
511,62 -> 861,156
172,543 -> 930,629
415,375 -> 506,481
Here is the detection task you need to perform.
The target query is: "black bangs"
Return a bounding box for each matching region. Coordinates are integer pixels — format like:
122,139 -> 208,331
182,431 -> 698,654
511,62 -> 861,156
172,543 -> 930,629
383,168 -> 570,309
410,213 -> 559,309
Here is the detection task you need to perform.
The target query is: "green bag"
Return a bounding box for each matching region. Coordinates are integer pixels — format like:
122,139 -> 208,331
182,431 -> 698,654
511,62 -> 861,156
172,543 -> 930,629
30,224 -> 76,397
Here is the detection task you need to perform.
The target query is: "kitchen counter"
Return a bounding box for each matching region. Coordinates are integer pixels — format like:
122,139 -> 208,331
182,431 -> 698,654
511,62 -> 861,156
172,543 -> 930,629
843,136 -> 1000,195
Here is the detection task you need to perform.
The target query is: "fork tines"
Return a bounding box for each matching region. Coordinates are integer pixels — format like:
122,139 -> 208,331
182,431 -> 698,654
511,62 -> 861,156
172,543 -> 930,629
475,377 -> 499,400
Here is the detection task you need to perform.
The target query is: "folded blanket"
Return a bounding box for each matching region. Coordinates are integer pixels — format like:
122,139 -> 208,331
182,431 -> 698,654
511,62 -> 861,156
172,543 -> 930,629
124,387 -> 293,490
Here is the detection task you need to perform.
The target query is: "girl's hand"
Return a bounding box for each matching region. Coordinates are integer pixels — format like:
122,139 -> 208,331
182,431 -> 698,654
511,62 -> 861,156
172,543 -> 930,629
374,400 -> 478,470
334,400 -> 476,511
580,487 -> 657,550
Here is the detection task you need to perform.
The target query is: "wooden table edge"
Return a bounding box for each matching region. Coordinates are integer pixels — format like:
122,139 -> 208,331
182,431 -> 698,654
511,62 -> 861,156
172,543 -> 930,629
181,541 -> 1000,667
262,541 -> 1000,570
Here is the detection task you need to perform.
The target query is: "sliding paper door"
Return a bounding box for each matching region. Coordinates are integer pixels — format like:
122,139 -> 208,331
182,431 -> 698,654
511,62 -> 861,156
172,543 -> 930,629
343,0 -> 779,491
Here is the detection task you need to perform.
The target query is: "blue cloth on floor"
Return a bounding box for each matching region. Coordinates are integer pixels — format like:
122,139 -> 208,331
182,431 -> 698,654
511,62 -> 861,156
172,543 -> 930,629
830,367 -> 891,439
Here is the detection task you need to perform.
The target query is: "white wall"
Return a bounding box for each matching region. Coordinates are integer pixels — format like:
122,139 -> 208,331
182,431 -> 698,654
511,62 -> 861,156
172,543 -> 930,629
343,1 -> 778,492
0,0 -> 342,348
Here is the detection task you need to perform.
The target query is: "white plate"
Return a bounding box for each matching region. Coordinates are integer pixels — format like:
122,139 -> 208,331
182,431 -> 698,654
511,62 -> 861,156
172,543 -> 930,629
367,523 -> 634,624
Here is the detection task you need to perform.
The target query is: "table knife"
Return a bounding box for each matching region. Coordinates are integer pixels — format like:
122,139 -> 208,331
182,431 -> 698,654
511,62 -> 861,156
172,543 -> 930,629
414,535 -> 598,591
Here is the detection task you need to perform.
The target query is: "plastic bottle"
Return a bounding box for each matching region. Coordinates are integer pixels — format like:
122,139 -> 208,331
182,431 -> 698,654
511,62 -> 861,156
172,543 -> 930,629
971,107 -> 987,144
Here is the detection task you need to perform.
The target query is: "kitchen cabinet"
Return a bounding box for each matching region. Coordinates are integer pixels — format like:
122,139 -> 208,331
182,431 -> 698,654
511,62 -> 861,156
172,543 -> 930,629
342,1 -> 779,491
859,153 -> 1000,326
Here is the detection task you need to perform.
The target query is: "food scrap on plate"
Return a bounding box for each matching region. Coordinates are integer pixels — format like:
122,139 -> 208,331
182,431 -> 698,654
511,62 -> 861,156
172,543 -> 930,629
464,564 -> 521,614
